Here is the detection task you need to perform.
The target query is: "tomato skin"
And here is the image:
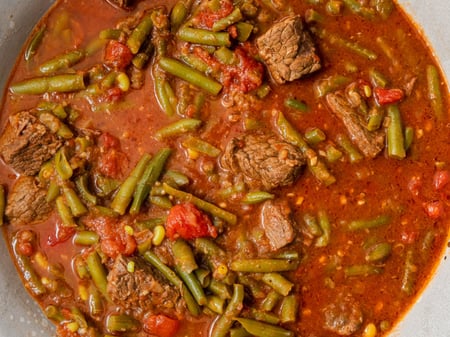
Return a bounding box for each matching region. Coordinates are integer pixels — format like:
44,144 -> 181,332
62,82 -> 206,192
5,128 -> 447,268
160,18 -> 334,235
47,223 -> 76,247
433,170 -> 450,191
166,203 -> 217,241
143,314 -> 180,337
423,200 -> 444,219
373,87 -> 405,105
104,40 -> 133,69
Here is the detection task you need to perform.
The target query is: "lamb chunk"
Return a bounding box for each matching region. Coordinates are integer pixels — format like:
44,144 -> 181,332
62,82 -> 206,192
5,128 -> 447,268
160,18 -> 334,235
221,133 -> 305,190
256,15 -> 321,84
5,176 -> 52,226
0,111 -> 62,176
326,92 -> 385,158
107,255 -> 185,318
323,291 -> 363,335
260,200 -> 296,251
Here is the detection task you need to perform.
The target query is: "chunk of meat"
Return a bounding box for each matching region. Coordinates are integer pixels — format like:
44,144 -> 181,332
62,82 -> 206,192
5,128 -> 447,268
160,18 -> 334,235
326,92 -> 385,158
256,15 -> 321,84
260,200 -> 296,250
323,292 -> 363,336
0,111 -> 62,176
221,133 -> 305,190
5,176 -> 52,226
107,255 -> 185,318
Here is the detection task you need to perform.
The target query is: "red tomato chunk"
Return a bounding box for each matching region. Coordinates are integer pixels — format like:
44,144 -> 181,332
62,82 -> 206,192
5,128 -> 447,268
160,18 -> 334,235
143,314 -> 180,337
374,87 -> 405,105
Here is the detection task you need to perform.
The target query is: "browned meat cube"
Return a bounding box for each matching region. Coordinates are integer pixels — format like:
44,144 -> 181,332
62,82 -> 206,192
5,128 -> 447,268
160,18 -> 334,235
221,133 -> 305,190
260,200 -> 296,251
323,291 -> 363,336
5,176 -> 52,226
326,92 -> 385,158
256,15 -> 321,84
0,111 -> 62,176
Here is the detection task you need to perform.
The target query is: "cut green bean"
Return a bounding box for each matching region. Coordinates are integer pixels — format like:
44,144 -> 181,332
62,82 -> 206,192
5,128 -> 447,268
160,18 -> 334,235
325,144 -> 343,163
230,327 -> 251,337
401,249 -> 416,295
242,191 -> 274,204
426,64 -> 444,120
210,284 -> 245,337
261,273 -> 294,296
348,214 -> 390,230
127,14 -> 153,54
74,231 -> 100,246
56,196 -> 75,227
313,75 -> 350,98
235,318 -> 294,337
155,119 -> 202,140
154,75 -> 176,116
367,106 -> 384,131
129,149 -> 171,214
182,136 -> 221,157
305,127 -> 326,145
195,268 -> 211,288
46,180 -> 60,203
176,266 -> 207,306
344,264 -> 384,277
230,259 -> 299,273
159,57 -> 223,95
75,175 -> 97,205
369,69 -> 389,88
63,186 -> 88,217
236,22 -> 253,42
163,183 -> 237,224
261,290 -> 282,312
89,290 -> 104,317
150,195 -> 173,209
163,170 -> 190,187
177,27 -> 231,47
315,210 -> 331,247
111,153 -> 152,215
336,133 -> 363,163
250,309 -> 280,325
212,8 -> 243,32
99,28 -> 123,40
106,314 -> 139,333
172,239 -> 198,273
326,0 -> 344,16
39,50 -> 85,74
284,97 -> 309,112
132,39 -> 154,69
86,251 -> 108,298
10,74 -> 86,95
44,305 -> 64,322
303,213 -> 323,237
206,295 -> 226,314
170,1 -> 188,32
16,253 -> 46,296
208,279 -> 232,299
365,242 -> 392,262
280,295 -> 299,323
386,105 -> 406,159
404,126 -> 414,151
25,25 -> 46,61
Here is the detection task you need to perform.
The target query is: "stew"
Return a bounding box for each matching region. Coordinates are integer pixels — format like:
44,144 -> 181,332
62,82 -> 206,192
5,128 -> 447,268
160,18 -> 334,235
0,0 -> 449,336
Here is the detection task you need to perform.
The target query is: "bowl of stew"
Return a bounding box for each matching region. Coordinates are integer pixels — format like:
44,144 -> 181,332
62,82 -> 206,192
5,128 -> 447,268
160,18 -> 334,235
0,0 -> 448,337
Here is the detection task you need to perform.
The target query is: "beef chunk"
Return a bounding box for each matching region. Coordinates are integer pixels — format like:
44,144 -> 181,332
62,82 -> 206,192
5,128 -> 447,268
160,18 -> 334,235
256,15 -> 321,85
5,176 -> 52,226
106,0 -> 136,10
260,200 -> 296,250
323,292 -> 363,336
221,133 -> 305,190
107,255 -> 184,318
0,111 -> 62,176
326,92 -> 385,158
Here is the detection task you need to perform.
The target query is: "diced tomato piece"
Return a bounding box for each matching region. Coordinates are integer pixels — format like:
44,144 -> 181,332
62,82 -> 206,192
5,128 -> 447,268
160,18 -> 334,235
166,203 -> 217,241
195,0 -> 233,29
373,87 -> 405,105
97,133 -> 126,178
143,314 -> 180,337
99,132 -> 120,150
15,230 -> 36,257
99,87 -> 124,103
433,170 -> 450,191
47,223 -> 76,247
423,200 -> 444,219
104,40 -> 133,69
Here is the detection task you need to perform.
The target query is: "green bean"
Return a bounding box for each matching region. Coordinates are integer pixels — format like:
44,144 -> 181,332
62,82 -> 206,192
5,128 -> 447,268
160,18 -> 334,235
111,153 -> 152,215
210,284 -> 245,337
44,305 -> 64,322
276,111 -> 336,186
212,8 -> 243,32
214,46 -> 238,65
367,106 -> 384,131
250,309 -> 280,325
373,0 -> 394,19
25,25 -> 46,61
344,264 -> 384,277
39,50 -> 85,74
262,273 -> 293,296
75,175 -> 97,205
401,249 -> 416,295
54,149 -> 72,180
325,144 -> 343,163
235,318 -> 294,337
150,195 -> 173,209
305,127 -> 326,145
74,255 -> 90,279
89,290 -> 104,317
305,8 -> 324,23
163,183 -> 237,224
0,185 -> 5,226
56,196 -> 76,227
426,64 -> 444,120
99,28 -> 123,40
237,273 -> 265,299
206,295 -> 226,314
208,279 -> 232,299
236,22 -> 253,42
172,239 -> 198,273
170,1 -> 189,32
404,126 -> 414,151
182,136 -> 221,157
86,251 -> 109,298
326,27 -> 377,59
255,83 -> 271,99
143,251 -> 183,288
342,0 -> 376,19
280,295 -> 298,323
180,54 -> 211,74
163,170 -> 190,187
386,105 -> 406,159
16,253 -> 46,296
230,327 -> 251,337
313,75 -> 350,98
242,191 -> 274,204
284,97 -> 309,112
336,133 -> 363,163
106,314 -> 140,333
325,0 -> 343,16
303,214 -> 323,237
421,230 -> 436,252
231,259 -> 298,273
10,73 -> 86,95
276,251 -> 300,260
261,290 -> 282,312
132,39 -> 154,69
63,186 -> 88,217
177,26 -> 231,47
348,214 -> 390,230
74,231 -> 100,246
71,307 -> 88,330
130,149 -> 171,214
315,210 -> 331,247
154,75 -> 176,116
365,242 -> 392,262
195,268 -> 211,288
369,69 -> 389,88
127,14 -> 153,54
93,205 -> 118,218
155,119 -> 202,140
159,57 -> 223,95
176,266 -> 207,306
195,237 -> 226,256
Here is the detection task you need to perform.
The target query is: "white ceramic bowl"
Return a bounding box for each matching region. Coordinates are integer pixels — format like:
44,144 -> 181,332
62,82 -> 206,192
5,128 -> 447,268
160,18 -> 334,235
0,1 -> 448,336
